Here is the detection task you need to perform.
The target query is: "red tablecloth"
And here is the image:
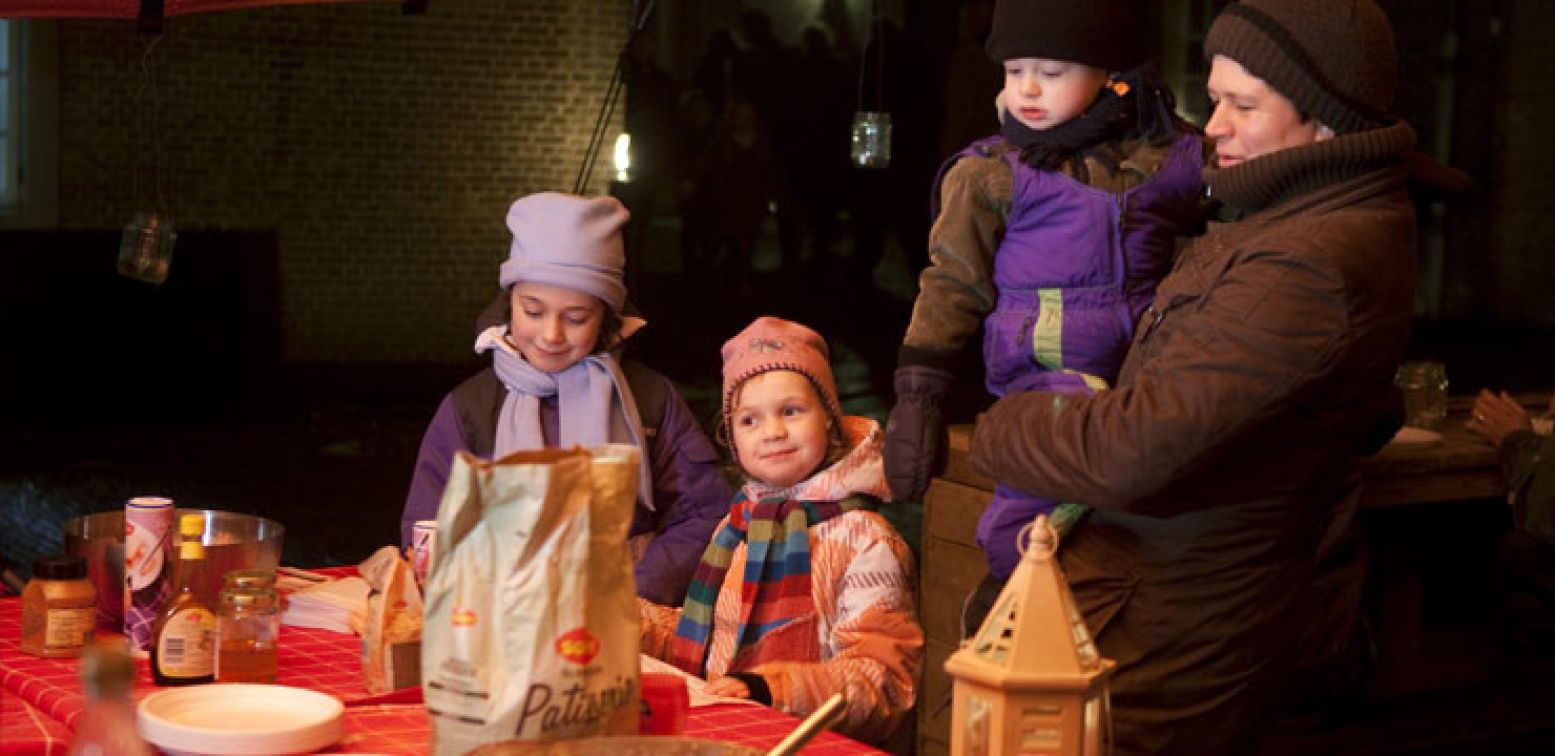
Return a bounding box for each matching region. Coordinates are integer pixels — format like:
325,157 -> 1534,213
0,571 -> 884,755
1,689 -> 70,756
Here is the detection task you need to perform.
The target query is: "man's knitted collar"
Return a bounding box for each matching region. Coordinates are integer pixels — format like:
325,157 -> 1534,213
1204,119 -> 1414,215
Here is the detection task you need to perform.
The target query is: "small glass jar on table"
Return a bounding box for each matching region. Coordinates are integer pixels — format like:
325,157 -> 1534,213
215,569 -> 280,683
1395,360 -> 1449,430
20,555 -> 97,658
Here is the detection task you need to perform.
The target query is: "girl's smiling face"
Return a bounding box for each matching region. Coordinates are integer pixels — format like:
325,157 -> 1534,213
506,282 -> 605,373
730,370 -> 831,489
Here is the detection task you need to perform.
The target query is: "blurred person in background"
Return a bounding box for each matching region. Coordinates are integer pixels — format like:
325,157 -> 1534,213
1468,389 -> 1555,687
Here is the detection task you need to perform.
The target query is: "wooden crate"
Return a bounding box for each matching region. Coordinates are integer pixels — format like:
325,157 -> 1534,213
916,468 -> 994,755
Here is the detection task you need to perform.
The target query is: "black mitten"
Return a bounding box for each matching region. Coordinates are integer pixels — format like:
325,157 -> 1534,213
884,365 -> 956,502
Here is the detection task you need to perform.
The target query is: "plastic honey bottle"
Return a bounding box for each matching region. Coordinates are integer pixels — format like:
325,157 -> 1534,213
68,643 -> 153,756
150,514 -> 215,685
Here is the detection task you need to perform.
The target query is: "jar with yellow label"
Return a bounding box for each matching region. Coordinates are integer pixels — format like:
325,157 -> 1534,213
20,555 -> 97,658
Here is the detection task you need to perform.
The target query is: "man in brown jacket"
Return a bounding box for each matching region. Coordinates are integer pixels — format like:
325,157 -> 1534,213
969,1 -> 1418,752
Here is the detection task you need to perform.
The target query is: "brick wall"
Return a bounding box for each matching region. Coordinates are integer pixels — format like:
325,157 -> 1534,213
1494,0 -> 1555,327
55,0 -> 630,362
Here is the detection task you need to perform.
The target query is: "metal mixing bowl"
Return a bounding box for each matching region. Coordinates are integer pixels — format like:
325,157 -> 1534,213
62,508 -> 284,627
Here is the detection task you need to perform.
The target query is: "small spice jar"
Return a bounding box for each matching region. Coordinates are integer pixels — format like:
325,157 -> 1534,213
20,555 -> 97,658
215,569 -> 280,683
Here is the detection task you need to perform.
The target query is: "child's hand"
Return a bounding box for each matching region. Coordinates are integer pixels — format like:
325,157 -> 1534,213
704,676 -> 751,699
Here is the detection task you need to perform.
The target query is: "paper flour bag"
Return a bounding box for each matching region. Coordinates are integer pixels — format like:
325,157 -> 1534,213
423,445 -> 641,756
360,545 -> 423,694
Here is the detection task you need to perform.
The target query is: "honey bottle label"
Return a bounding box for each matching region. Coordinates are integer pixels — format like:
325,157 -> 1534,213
156,607 -> 215,678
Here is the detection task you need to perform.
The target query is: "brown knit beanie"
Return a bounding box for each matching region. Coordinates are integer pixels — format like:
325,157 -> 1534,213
1204,0 -> 1396,134
985,0 -> 1139,72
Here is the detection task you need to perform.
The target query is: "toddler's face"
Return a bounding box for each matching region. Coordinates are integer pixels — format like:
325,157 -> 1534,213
1001,57 -> 1108,131
730,370 -> 831,489
506,282 -> 605,373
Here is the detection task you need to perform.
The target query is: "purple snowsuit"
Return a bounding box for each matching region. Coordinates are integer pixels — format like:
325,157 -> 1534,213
969,131 -> 1205,577
400,362 -> 733,606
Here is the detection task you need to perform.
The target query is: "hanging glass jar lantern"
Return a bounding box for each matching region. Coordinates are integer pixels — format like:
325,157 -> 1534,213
851,2 -> 892,170
117,211 -> 176,286
850,111 -> 892,170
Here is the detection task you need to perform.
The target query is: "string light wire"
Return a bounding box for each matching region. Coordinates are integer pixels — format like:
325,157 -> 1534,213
574,0 -> 655,194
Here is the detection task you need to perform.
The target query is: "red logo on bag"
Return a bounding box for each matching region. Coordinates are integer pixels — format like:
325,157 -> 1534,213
555,627 -> 600,665
452,608 -> 478,627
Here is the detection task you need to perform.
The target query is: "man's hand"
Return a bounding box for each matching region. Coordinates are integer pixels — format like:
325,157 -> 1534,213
1467,389 -> 1531,448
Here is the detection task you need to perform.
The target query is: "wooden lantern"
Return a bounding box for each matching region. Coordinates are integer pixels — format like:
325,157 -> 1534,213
944,515 -> 1114,756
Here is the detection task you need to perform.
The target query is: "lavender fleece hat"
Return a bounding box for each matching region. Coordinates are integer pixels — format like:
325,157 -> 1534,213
499,192 -> 631,312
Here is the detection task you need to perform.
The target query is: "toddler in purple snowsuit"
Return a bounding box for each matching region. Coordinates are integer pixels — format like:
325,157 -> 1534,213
884,0 -> 1208,578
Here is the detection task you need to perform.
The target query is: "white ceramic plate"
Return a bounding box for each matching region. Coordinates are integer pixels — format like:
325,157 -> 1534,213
137,683 -> 344,756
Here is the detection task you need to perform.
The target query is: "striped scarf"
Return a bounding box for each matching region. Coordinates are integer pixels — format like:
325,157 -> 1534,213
669,493 -> 871,676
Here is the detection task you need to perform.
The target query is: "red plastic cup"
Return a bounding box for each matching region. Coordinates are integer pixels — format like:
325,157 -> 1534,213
639,673 -> 690,736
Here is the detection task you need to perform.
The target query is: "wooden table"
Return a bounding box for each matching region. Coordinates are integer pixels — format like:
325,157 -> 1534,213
0,570 -> 885,755
915,398 -> 1529,756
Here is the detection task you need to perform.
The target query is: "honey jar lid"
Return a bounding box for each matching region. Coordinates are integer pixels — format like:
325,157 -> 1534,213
222,569 -> 277,589
32,555 -> 87,580
222,590 -> 278,611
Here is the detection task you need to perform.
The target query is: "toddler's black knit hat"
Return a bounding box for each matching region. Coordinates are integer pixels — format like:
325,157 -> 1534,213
984,0 -> 1139,73
1204,0 -> 1397,134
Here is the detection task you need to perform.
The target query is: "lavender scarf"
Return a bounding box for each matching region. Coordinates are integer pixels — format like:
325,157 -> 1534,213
476,325 -> 654,512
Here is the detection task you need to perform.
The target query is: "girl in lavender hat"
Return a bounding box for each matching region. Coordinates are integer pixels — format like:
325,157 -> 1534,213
400,192 -> 731,607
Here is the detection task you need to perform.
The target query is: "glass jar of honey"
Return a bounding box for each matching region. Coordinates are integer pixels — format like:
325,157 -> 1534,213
21,555 -> 97,658
215,570 -> 280,683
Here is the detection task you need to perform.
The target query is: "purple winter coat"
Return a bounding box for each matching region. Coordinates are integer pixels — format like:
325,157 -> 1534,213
950,130 -> 1205,578
400,362 -> 733,606
978,130 -> 1205,397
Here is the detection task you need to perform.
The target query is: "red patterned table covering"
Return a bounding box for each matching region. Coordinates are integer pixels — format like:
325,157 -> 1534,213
1,687 -> 70,756
0,567 -> 884,755
0,597 -> 383,729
